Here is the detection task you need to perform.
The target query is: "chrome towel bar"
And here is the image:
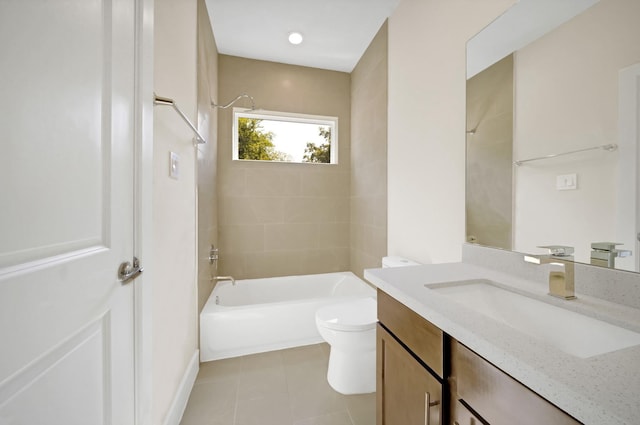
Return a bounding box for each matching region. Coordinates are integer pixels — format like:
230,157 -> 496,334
154,93 -> 206,144
514,143 -> 617,166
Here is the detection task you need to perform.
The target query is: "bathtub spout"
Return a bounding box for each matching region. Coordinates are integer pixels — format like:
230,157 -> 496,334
212,275 -> 236,286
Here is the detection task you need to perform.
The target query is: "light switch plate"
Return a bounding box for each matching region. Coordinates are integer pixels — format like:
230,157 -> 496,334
556,173 -> 577,190
169,152 -> 179,180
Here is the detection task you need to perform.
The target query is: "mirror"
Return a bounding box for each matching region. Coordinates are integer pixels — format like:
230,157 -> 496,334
466,0 -> 640,273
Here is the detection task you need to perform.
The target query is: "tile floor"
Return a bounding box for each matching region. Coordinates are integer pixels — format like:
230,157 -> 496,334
180,343 -> 375,425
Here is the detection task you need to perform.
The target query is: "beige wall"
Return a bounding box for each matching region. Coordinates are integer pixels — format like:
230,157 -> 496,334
350,22 -> 389,277
466,54 -> 513,250
513,0 -> 640,263
153,0 -> 198,423
196,0 -> 218,312
387,0 -> 515,264
217,56 -> 351,279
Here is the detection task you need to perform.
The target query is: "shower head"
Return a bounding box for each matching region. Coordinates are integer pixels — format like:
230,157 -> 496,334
211,93 -> 257,111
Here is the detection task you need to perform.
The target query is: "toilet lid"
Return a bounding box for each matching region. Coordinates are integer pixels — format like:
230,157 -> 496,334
316,297 -> 377,331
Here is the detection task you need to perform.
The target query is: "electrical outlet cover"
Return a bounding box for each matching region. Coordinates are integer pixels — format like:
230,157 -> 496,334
556,173 -> 577,190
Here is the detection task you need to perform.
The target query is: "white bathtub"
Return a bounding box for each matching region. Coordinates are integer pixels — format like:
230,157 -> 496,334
200,271 -> 376,362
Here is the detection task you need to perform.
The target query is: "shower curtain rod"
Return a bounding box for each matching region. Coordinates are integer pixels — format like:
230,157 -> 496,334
514,143 -> 618,166
154,93 -> 207,144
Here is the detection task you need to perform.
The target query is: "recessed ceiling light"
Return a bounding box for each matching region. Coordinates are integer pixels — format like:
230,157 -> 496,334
288,32 -> 303,45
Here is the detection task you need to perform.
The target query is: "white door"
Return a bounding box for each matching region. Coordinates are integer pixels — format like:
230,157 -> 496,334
0,1 -> 137,424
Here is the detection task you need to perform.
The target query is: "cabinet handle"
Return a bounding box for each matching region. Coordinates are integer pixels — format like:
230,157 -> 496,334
424,393 -> 441,425
425,392 -> 430,425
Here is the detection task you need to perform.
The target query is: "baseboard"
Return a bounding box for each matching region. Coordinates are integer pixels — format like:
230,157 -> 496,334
163,349 -> 199,425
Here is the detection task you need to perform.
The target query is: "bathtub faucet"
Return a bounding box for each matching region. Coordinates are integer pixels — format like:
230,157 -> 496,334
212,275 -> 236,286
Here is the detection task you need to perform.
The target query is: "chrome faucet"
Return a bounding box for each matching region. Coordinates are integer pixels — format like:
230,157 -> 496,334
211,275 -> 236,286
524,246 -> 576,300
590,242 -> 632,268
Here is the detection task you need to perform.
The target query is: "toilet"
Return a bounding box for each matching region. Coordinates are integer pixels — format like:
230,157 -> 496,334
315,256 -> 420,394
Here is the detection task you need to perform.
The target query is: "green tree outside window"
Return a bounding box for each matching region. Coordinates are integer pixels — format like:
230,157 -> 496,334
238,118 -> 291,161
302,126 -> 331,163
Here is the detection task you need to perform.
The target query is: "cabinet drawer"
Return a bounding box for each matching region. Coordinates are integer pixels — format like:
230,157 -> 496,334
451,341 -> 582,425
377,289 -> 443,378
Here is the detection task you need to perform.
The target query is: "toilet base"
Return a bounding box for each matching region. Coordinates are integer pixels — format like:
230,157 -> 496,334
326,347 -> 376,395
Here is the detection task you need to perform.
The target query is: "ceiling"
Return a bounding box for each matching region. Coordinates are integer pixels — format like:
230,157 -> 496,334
204,0 -> 401,73
467,0 -> 599,78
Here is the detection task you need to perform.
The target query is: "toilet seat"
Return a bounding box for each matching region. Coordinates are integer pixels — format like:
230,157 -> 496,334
316,297 -> 377,332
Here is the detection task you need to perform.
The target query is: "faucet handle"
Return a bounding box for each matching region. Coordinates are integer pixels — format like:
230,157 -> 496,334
591,242 -> 622,252
537,245 -> 574,257
591,242 -> 632,258
208,245 -> 219,268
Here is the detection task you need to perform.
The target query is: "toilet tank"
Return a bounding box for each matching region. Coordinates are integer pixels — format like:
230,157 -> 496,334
382,256 -> 420,268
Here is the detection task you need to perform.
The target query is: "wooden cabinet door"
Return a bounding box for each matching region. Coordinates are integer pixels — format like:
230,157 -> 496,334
451,399 -> 484,425
377,324 -> 442,425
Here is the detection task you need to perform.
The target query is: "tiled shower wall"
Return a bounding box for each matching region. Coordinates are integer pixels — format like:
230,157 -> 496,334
350,22 -> 389,277
465,54 -> 513,250
217,56 -> 351,279
196,0 -> 219,311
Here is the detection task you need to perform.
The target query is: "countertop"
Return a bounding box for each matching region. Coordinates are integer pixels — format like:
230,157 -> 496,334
364,262 -> 640,425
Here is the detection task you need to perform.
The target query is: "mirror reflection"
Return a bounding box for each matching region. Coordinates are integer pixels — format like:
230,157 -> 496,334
466,0 -> 640,272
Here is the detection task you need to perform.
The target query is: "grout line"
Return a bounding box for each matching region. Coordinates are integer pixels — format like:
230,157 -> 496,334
190,345 -> 369,425
284,351 -> 297,425
345,407 -> 357,425
232,357 -> 242,425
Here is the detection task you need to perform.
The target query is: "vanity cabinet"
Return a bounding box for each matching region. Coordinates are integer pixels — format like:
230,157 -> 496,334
450,341 -> 581,425
377,289 -> 582,425
377,290 -> 443,425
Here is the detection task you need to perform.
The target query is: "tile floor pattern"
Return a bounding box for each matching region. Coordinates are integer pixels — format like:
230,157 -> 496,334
180,343 -> 375,425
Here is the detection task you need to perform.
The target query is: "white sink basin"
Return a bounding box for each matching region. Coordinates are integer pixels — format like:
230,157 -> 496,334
428,279 -> 640,358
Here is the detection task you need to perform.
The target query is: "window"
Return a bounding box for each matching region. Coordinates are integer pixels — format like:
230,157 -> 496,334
232,108 -> 338,164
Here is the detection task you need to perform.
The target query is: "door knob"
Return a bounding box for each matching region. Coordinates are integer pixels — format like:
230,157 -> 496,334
118,257 -> 143,283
